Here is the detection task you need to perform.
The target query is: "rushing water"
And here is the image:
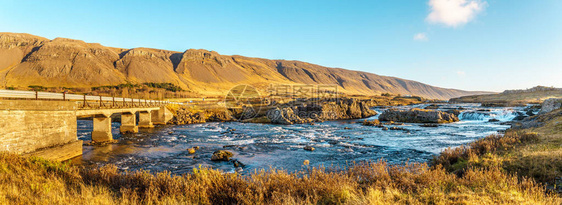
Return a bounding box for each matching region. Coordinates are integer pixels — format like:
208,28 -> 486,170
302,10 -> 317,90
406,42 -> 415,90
74,103 -> 526,174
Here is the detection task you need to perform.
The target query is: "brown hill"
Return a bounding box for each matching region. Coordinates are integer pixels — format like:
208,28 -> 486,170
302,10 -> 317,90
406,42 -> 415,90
0,33 -> 490,99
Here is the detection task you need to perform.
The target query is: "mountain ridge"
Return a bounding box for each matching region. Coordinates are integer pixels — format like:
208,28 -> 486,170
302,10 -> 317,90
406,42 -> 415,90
0,32 -> 492,99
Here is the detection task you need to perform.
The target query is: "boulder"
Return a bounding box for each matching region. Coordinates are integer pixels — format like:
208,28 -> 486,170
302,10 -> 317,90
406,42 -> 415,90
206,110 -> 234,122
445,109 -> 462,116
232,159 -> 245,167
379,108 -> 459,123
266,107 -> 308,124
512,115 -> 527,121
389,126 -> 407,131
266,98 -> 377,124
424,104 -> 440,109
211,150 -> 233,161
362,119 -> 381,126
187,148 -> 196,154
511,112 -> 527,121
420,124 -> 439,127
316,98 -> 377,120
169,107 -> 205,125
539,98 -> 562,114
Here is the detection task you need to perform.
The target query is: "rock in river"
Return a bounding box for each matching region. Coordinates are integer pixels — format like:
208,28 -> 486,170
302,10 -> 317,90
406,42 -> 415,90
266,107 -> 309,125
211,150 -> 233,161
379,108 -> 459,123
266,98 -> 377,124
362,119 -> 381,126
187,148 -> 196,154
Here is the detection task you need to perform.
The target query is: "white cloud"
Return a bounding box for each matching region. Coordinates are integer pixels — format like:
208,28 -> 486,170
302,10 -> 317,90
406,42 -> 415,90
413,33 -> 428,41
456,70 -> 466,77
426,0 -> 486,27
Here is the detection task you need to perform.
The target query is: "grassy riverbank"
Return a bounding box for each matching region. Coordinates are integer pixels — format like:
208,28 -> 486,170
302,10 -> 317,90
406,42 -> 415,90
1,135 -> 560,204
435,109 -> 562,187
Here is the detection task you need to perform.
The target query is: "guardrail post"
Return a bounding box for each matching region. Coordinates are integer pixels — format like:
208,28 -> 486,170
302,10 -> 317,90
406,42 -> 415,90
112,96 -> 115,107
99,96 -> 103,107
83,95 -> 87,107
63,92 -> 66,101
35,91 -> 38,100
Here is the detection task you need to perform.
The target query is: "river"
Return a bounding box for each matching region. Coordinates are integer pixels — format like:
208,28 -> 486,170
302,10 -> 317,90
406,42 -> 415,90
74,103 -> 527,174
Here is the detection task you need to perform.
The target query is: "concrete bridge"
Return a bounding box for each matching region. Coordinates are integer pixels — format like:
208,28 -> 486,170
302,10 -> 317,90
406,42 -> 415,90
0,89 -> 178,161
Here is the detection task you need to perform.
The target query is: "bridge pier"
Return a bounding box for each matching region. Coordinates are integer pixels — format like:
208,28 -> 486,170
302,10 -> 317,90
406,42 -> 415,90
120,112 -> 138,133
138,111 -> 154,128
152,106 -> 174,125
91,115 -> 113,142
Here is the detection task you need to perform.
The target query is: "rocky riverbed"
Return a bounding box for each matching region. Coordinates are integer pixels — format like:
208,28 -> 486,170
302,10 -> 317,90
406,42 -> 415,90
75,103 -> 529,175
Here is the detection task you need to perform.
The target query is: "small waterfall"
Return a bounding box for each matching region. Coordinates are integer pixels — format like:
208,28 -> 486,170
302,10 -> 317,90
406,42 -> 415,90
459,109 -> 518,121
489,109 -> 519,121
458,112 -> 490,121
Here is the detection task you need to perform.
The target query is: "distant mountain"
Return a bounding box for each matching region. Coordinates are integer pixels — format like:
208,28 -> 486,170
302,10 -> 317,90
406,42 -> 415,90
0,33 -> 490,99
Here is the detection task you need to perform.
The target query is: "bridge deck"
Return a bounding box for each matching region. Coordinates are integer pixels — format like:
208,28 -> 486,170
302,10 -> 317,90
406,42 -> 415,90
76,107 -> 162,117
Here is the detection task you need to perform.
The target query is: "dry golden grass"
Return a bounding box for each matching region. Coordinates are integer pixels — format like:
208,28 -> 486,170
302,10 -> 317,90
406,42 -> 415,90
433,131 -> 540,173
433,111 -> 562,189
0,151 -> 559,205
503,113 -> 562,185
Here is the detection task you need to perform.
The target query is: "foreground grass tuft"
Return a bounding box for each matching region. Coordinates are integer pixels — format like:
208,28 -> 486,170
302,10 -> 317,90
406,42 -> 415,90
0,149 -> 559,204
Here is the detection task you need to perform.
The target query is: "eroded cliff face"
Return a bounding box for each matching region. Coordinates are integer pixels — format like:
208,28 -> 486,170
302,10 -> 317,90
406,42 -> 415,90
115,48 -> 181,85
176,49 -> 252,84
0,32 -> 487,99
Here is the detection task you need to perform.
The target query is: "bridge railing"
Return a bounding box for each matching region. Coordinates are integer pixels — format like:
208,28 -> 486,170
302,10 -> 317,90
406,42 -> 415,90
0,89 -> 184,109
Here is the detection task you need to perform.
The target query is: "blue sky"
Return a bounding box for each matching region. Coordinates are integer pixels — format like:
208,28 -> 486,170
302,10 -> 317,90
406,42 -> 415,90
1,0 -> 561,92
